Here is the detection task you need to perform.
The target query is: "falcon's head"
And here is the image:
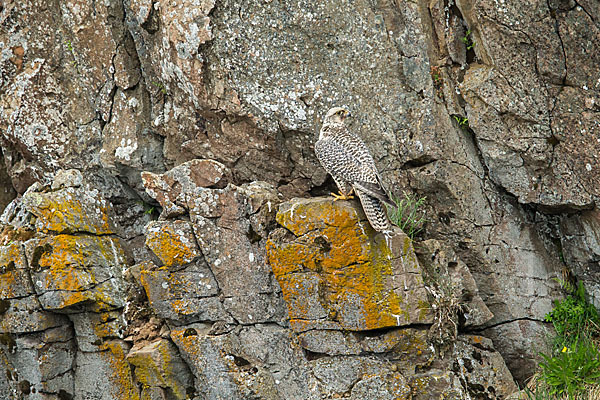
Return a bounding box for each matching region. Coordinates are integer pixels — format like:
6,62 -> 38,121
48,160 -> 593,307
323,107 -> 351,125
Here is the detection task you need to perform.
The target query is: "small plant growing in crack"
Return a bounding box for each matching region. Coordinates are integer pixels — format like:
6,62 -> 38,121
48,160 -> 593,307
430,66 -> 443,87
453,115 -> 470,132
136,200 -> 158,217
151,80 -> 167,95
64,39 -> 79,71
461,28 -> 475,51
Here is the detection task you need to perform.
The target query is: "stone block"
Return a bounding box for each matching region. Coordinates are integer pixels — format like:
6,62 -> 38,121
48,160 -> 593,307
141,159 -> 230,218
139,261 -> 232,324
144,220 -> 201,267
127,339 -> 193,400
22,186 -> 117,235
24,235 -> 127,311
267,198 -> 433,332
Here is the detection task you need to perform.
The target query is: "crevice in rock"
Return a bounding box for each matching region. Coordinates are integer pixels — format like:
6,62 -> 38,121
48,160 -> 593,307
140,1 -> 160,34
573,0 -> 596,22
400,156 -> 438,170
308,174 -> 338,199
468,316 -> 548,333
302,348 -> 328,361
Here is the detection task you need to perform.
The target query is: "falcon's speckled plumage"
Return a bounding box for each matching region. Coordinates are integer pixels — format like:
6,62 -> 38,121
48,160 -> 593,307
315,107 -> 394,234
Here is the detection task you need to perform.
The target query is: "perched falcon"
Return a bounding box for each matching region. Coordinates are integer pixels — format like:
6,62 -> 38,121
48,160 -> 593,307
315,107 -> 394,234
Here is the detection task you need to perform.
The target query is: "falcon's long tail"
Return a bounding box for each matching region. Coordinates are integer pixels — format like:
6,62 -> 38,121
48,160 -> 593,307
355,189 -> 392,234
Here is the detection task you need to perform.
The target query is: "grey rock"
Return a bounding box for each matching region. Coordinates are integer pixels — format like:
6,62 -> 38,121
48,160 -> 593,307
69,311 -> 127,353
74,340 -> 138,400
139,260 -> 233,325
0,326 -> 75,399
417,239 -> 494,327
141,159 -> 231,218
189,183 -> 285,324
171,324 -> 317,400
350,371 -> 411,400
409,335 -> 518,398
481,320 -> 551,385
310,357 -> 364,396
560,209 -> 600,306
298,330 -> 361,356
0,297 -> 69,334
51,169 -> 83,190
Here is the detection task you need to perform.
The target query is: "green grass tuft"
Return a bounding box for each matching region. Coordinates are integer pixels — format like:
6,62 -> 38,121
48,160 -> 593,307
528,282 -> 600,398
462,29 -> 475,51
386,191 -> 426,239
539,339 -> 600,398
545,282 -> 600,343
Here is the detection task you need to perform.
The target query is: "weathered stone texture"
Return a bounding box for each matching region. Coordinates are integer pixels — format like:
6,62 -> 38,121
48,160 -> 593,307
268,198 -> 432,331
127,339 -> 194,400
2,0 -> 600,396
0,180 -> 133,400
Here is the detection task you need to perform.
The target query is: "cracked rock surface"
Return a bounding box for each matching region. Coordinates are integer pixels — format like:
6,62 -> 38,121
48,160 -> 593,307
1,0 -> 599,397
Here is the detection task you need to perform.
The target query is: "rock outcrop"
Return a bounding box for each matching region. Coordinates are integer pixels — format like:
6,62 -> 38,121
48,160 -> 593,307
0,171 -> 517,398
2,0 -> 600,397
268,198 -> 432,332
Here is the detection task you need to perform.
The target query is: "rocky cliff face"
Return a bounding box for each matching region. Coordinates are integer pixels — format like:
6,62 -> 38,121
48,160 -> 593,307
0,0 -> 598,398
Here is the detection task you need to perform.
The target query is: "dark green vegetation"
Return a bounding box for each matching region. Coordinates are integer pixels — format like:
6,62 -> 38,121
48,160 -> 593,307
527,283 -> 600,399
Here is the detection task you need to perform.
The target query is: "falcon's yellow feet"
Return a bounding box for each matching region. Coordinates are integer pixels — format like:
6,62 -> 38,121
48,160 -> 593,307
330,191 -> 354,201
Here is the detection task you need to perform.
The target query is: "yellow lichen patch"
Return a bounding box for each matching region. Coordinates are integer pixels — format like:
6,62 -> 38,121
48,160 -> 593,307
145,221 -> 200,267
92,311 -> 123,340
266,241 -> 321,275
28,235 -> 126,310
0,242 -> 31,298
23,189 -> 115,234
100,340 -> 141,400
169,327 -> 207,375
126,339 -> 189,399
276,198 -> 363,237
268,198 -> 432,332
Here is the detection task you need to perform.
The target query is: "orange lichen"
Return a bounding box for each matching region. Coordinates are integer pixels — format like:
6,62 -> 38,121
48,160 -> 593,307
267,198 -> 432,331
25,190 -> 114,234
170,327 -> 204,366
32,235 -> 125,310
145,222 -> 200,267
470,335 -> 484,344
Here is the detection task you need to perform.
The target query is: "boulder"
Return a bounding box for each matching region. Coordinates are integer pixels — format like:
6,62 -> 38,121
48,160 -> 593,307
267,197 -> 432,332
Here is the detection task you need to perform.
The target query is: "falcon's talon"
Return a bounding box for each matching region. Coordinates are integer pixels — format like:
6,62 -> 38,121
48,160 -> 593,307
330,192 -> 354,201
